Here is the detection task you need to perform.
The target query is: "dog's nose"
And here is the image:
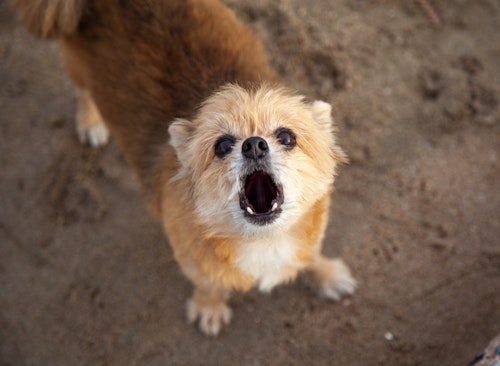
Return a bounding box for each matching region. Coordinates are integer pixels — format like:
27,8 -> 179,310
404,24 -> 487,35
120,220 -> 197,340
242,136 -> 268,160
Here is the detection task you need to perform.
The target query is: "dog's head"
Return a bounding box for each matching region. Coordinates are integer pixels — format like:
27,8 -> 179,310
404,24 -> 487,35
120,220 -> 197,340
169,84 -> 346,237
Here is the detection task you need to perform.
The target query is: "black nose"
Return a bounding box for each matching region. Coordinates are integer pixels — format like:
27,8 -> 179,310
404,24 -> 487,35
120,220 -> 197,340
242,136 -> 268,160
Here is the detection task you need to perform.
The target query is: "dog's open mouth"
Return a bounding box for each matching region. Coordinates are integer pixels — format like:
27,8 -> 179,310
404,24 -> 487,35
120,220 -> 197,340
239,171 -> 284,225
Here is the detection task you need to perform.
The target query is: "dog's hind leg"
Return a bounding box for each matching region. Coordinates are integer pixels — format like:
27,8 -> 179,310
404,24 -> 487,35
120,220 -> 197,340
75,88 -> 109,147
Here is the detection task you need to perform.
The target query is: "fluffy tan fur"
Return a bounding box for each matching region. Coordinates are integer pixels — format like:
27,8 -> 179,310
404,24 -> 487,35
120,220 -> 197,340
11,0 -> 356,335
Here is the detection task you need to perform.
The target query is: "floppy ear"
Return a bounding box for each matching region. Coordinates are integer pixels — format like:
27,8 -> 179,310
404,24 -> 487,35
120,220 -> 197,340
168,118 -> 195,161
311,100 -> 334,130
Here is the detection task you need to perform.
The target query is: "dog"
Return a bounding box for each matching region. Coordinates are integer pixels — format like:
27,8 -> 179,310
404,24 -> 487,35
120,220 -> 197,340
12,0 -> 356,335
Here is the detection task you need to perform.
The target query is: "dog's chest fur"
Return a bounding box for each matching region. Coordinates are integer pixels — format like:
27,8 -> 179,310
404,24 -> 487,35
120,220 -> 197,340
235,234 -> 305,292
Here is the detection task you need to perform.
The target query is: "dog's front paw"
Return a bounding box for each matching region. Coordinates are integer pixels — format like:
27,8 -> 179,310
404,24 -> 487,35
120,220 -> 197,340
318,259 -> 356,301
306,257 -> 357,301
186,298 -> 232,336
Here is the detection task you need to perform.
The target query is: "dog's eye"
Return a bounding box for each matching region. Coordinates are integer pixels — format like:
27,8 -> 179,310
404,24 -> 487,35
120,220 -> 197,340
214,135 -> 236,158
276,128 -> 296,149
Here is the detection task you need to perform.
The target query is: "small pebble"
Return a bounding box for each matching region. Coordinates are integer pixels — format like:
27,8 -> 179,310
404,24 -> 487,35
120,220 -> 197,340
384,332 -> 394,341
342,299 -> 351,307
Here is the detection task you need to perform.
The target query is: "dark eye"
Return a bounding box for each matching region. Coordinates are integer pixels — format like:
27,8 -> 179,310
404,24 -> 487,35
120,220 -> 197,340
214,135 -> 236,158
276,128 -> 296,149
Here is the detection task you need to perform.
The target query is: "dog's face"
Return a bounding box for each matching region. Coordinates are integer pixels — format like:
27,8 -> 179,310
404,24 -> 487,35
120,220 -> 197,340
169,85 -> 346,238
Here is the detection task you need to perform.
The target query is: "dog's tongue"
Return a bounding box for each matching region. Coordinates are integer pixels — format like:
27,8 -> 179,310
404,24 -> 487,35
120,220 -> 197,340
245,172 -> 276,214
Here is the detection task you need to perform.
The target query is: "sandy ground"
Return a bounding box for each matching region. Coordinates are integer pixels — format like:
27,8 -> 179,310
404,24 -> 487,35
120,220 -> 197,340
1,0 -> 499,365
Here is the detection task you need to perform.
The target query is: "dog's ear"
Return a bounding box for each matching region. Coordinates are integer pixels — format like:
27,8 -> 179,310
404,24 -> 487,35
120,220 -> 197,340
169,118 -> 195,160
311,100 -> 334,130
311,100 -> 349,164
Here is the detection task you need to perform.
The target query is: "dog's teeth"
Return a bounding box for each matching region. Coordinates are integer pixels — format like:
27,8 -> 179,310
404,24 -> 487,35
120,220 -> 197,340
246,207 -> 255,215
271,202 -> 278,211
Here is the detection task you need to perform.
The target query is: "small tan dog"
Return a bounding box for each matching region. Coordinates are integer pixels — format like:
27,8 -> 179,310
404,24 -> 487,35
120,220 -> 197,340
12,0 -> 356,335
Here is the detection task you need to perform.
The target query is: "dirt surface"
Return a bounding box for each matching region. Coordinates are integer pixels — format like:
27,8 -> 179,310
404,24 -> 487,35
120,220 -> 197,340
1,1 -> 499,365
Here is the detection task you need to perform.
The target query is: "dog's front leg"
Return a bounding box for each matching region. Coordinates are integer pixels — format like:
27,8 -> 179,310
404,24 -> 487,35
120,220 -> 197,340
304,255 -> 356,301
186,281 -> 232,336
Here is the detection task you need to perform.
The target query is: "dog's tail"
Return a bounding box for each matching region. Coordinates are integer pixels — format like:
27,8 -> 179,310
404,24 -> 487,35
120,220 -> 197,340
10,0 -> 87,39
